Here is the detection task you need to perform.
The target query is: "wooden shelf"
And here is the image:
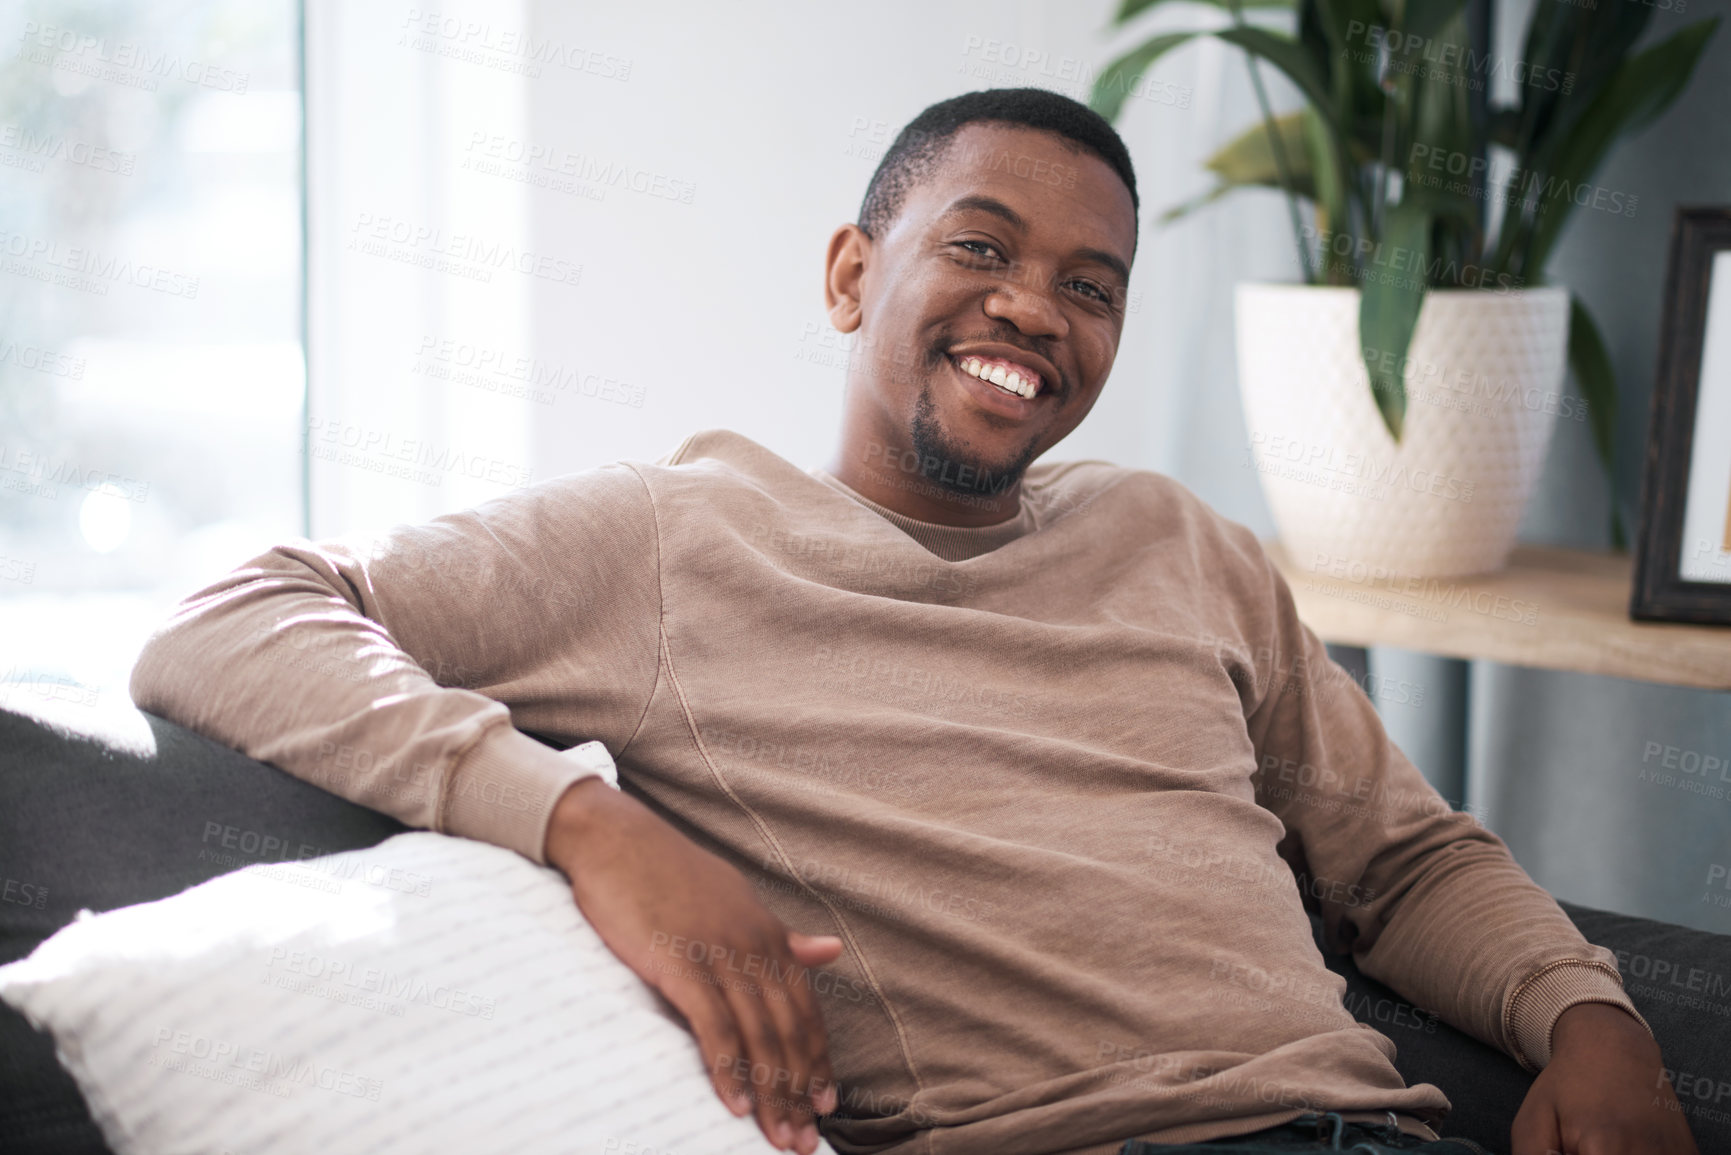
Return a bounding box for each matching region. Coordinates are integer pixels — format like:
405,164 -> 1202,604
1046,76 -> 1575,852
1265,542 -> 1731,691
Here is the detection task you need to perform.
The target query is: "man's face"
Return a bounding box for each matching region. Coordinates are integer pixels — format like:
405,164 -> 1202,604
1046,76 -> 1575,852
825,121 -> 1135,511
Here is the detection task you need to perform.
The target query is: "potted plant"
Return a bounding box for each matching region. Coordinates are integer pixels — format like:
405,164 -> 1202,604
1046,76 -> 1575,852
1091,0 -> 1718,575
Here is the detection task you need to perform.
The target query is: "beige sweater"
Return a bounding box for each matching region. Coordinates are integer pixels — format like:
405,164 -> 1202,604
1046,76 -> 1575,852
130,428 -> 1645,1155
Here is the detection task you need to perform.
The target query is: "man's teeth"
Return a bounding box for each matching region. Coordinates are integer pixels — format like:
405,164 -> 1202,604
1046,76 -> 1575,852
958,356 -> 1038,400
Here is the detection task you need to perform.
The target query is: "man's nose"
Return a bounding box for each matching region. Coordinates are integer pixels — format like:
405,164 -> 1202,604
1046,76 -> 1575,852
982,266 -> 1068,340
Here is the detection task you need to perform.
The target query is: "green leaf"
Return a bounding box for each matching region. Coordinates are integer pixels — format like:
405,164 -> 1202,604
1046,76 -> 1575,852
1298,0 -> 1352,133
1219,22 -> 1362,261
1400,181 -> 1480,247
1522,17 -> 1719,278
1488,1 -> 1638,273
1486,106 -> 1523,150
1300,0 -> 1381,242
1092,24 -> 1355,178
1303,106 -> 1350,280
1516,0 -> 1653,155
1403,3 -> 1480,250
1306,0 -> 1384,108
1403,11 -> 1471,150
1092,17 -> 1361,286
1089,31 -> 1201,121
1158,182 -> 1244,224
1163,107 -> 1360,231
1399,0 -> 1469,45
1214,24 -> 1341,130
1203,110 -> 1315,186
1358,199 -> 1433,440
1110,0 -> 1292,23
1567,294 -> 1617,478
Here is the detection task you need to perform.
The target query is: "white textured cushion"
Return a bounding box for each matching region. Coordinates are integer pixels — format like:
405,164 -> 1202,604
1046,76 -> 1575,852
0,831 -> 833,1155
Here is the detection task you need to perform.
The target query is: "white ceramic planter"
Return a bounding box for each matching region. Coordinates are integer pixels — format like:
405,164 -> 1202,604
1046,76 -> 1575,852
1235,284 -> 1571,577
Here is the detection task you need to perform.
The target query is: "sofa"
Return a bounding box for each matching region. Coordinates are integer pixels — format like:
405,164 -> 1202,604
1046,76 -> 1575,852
3,695 -> 1728,1155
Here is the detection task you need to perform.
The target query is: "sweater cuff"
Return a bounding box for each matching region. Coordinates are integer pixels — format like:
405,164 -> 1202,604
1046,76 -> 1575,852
440,725 -> 614,865
1506,959 -> 1653,1070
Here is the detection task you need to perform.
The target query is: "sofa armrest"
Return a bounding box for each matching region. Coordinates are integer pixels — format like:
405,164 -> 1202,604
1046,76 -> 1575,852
1313,902 -> 1731,1153
0,697 -> 409,1153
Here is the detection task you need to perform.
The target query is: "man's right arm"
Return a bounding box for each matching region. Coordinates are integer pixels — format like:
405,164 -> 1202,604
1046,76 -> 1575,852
128,461 -> 663,864
545,777 -> 843,1155
129,462 -> 840,1153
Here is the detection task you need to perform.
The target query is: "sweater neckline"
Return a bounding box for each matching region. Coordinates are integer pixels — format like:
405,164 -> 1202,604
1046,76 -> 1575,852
808,468 -> 1038,563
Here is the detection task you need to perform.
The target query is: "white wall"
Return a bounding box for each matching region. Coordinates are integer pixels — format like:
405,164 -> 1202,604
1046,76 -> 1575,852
511,0 -> 1295,519
307,0 -> 1301,533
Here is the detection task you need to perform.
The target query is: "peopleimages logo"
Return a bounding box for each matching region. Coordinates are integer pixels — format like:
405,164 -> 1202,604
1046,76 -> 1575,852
648,930 -> 870,1004
0,123 -> 136,175
1343,21 -> 1573,94
346,213 -> 583,287
957,35 -> 1192,109
397,9 -> 632,81
16,21 -> 251,93
264,946 -> 497,1019
1246,433 -> 1476,504
1638,740 -> 1731,801
1407,144 -> 1637,220
412,335 -> 646,408
0,444 -> 150,502
0,339 -> 85,378
149,1028 -> 382,1101
1,877 -> 47,910
1304,551 -> 1540,627
462,131 -> 696,204
1299,222 -> 1520,292
306,417 -> 534,489
0,228 -> 199,298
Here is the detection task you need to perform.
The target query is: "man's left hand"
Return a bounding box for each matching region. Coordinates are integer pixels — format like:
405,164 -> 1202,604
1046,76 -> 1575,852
1511,1002 -> 1699,1155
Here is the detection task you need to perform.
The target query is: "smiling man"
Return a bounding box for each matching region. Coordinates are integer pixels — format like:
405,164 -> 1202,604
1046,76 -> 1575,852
131,89 -> 1694,1155
822,104 -> 1133,528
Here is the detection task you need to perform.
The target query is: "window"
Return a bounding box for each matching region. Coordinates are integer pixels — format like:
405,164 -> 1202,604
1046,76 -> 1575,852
0,0 -> 304,708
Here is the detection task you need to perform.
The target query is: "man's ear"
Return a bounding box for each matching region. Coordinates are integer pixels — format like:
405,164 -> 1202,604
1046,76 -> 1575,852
824,223 -> 868,334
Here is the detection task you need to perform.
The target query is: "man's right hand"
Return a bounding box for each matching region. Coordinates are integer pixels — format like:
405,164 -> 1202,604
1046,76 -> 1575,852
544,778 -> 844,1155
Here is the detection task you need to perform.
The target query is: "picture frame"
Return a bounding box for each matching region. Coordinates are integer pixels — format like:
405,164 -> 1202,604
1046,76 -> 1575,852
1631,206 -> 1731,625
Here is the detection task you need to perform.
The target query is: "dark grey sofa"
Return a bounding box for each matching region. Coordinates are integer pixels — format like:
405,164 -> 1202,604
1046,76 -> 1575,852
2,698 -> 1728,1155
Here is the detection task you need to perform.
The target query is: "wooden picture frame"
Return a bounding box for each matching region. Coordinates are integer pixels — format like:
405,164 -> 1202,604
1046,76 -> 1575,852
1632,207 -> 1731,625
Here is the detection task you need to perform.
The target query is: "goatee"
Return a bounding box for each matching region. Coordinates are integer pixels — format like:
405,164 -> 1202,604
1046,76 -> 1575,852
909,378 -> 1043,501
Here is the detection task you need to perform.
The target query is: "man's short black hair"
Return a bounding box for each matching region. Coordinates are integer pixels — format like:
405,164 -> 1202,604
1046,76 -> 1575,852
856,87 -> 1139,253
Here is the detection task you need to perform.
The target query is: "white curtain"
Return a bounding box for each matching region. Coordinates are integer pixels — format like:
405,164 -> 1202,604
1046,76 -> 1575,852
305,0 -> 534,536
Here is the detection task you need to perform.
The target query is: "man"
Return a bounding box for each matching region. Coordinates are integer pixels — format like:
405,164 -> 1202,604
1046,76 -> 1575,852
130,89 -> 1694,1155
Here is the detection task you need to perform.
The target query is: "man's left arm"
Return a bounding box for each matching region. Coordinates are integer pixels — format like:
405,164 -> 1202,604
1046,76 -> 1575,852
1235,537 -> 1696,1155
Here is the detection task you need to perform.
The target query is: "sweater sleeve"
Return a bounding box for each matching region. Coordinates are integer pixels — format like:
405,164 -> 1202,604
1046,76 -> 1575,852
1235,531 -> 1648,1071
128,462 -> 663,866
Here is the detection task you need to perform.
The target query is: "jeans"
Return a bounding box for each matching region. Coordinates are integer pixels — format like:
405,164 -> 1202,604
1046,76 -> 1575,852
1119,1112 -> 1496,1154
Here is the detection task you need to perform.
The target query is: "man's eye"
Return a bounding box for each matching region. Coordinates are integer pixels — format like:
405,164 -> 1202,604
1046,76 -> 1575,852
954,240 -> 1002,261
1069,279 -> 1111,303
